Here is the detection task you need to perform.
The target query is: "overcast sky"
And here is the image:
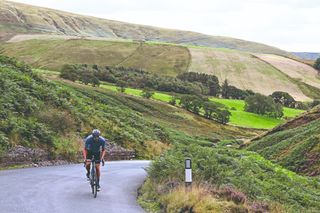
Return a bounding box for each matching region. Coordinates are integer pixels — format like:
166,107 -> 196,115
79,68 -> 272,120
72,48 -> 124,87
10,0 -> 320,52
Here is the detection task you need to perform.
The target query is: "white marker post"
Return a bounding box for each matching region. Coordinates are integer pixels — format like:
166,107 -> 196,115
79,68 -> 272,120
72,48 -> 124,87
185,158 -> 192,190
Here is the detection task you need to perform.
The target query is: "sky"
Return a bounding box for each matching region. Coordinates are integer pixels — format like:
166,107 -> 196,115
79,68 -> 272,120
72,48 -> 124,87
10,0 -> 320,52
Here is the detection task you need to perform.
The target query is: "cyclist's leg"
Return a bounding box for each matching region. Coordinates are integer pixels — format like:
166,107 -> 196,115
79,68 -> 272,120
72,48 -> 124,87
94,152 -> 101,185
86,160 -> 91,176
86,151 -> 93,177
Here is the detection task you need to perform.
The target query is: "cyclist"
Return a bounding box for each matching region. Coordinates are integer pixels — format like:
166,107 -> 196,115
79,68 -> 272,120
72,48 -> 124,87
83,129 -> 106,191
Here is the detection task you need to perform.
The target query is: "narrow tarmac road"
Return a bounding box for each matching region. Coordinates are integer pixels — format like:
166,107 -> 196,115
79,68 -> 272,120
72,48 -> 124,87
0,160 -> 150,213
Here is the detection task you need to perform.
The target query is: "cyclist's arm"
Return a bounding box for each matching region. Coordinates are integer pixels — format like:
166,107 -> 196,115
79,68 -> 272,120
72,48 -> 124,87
83,148 -> 88,161
100,148 -> 106,161
100,138 -> 107,161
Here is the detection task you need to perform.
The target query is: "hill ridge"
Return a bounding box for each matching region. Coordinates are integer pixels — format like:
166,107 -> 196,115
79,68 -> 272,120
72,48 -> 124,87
0,0 -> 292,56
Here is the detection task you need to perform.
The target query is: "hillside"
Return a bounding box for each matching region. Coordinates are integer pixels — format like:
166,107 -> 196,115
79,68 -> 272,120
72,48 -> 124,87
0,0 -> 292,56
0,55 -> 253,163
292,52 -> 320,61
188,47 -> 311,101
247,106 -> 320,176
0,39 -> 190,76
1,38 -> 318,101
140,144 -> 320,212
255,54 -> 320,89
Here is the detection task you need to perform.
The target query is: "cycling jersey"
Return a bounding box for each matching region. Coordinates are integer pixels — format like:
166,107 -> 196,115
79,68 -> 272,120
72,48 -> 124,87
84,135 -> 106,153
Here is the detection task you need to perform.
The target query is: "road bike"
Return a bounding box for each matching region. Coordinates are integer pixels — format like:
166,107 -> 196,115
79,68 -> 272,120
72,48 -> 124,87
89,155 -> 98,198
84,154 -> 105,198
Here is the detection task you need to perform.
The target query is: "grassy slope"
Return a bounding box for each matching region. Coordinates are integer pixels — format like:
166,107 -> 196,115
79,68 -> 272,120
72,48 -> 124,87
0,39 -> 190,76
247,106 -> 320,176
1,56 -> 255,162
0,0 -> 293,56
99,82 -> 304,129
255,53 -> 320,100
141,144 -> 320,212
255,54 -> 320,89
188,47 -> 311,101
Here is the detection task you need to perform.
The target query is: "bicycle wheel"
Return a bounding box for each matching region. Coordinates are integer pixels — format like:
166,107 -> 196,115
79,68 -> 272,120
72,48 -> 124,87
93,178 -> 97,198
91,162 -> 97,198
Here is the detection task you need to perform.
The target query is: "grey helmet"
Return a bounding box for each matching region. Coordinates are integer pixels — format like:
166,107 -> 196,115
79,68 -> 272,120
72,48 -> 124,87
92,129 -> 101,137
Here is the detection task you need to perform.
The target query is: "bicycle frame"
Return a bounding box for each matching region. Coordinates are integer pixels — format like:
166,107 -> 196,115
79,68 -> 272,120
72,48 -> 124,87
90,155 -> 98,198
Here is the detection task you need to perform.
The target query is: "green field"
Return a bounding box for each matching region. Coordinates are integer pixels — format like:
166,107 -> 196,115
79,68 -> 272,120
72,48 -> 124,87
100,83 -> 173,103
100,83 -> 304,129
210,98 -> 304,129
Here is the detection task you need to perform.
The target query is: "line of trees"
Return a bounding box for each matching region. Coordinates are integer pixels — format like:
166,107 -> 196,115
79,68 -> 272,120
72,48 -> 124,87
60,64 -> 255,100
172,95 -> 231,124
60,64 -> 204,95
177,72 -> 220,96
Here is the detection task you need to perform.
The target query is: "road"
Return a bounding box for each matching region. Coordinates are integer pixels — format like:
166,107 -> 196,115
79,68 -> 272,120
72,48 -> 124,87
0,160 -> 150,213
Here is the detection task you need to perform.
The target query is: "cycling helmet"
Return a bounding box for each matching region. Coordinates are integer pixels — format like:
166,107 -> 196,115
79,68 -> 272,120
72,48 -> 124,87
92,129 -> 101,137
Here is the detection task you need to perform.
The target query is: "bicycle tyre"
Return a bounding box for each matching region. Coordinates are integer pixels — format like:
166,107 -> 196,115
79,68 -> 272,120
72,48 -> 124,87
91,161 -> 97,198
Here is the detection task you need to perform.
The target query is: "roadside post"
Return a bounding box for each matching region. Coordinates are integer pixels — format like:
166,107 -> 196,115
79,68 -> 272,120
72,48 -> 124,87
185,158 -> 192,190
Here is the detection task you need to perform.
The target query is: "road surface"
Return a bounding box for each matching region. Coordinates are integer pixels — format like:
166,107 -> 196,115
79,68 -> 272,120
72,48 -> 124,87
0,160 -> 150,213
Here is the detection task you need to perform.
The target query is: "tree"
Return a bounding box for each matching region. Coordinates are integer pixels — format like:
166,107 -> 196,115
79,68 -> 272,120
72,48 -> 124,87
191,98 -> 203,114
203,102 -> 217,119
208,79 -> 220,96
91,77 -> 100,87
314,57 -> 320,73
141,89 -> 154,99
245,93 -> 283,118
60,64 -> 79,81
270,91 -> 296,108
180,95 -> 205,114
213,109 -> 231,124
116,80 -> 127,93
221,80 -> 229,98
180,95 -> 194,111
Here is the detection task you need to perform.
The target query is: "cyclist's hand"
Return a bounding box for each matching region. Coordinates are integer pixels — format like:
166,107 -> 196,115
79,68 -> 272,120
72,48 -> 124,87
83,160 -> 86,167
101,159 -> 105,166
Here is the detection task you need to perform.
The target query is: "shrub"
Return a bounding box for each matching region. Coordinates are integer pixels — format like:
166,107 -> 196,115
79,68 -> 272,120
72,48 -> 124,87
141,89 -> 154,99
169,97 -> 177,106
36,108 -> 76,134
53,136 -> 82,161
220,185 -> 247,204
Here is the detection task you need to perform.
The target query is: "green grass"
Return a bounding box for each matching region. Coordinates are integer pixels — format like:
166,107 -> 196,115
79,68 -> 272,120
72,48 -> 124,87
100,83 -> 304,129
210,98 -> 304,129
144,144 -> 320,212
100,83 -> 173,102
247,106 -> 320,176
